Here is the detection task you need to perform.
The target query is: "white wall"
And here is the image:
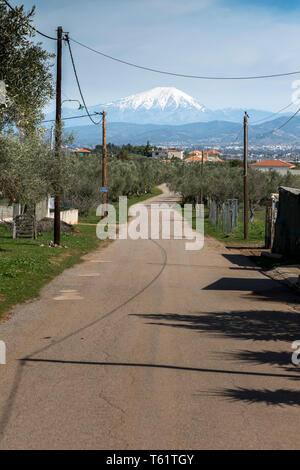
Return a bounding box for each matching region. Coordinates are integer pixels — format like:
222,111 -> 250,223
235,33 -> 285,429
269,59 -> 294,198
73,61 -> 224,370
167,150 -> 184,160
49,209 -> 78,225
251,167 -> 294,175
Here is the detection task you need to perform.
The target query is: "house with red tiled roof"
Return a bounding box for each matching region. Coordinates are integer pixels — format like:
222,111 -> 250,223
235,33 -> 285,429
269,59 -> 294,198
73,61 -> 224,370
185,155 -> 202,163
74,148 -> 91,156
250,160 -> 296,174
186,150 -> 224,163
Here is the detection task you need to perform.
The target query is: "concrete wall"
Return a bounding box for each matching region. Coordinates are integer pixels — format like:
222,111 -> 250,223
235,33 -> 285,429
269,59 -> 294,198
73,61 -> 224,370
49,209 -> 78,225
273,186 -> 300,257
0,205 -> 13,220
1,199 -> 49,222
251,167 -> 294,174
167,150 -> 184,160
35,198 -> 50,221
0,203 -> 21,221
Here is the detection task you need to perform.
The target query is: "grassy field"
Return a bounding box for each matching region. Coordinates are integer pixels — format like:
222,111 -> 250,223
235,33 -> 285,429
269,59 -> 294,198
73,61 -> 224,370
78,186 -> 163,225
190,205 -> 266,247
0,224 -> 100,319
0,186 -> 163,319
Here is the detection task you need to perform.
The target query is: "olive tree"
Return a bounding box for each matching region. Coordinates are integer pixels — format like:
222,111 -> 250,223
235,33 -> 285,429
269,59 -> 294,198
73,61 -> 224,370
0,1 -> 54,133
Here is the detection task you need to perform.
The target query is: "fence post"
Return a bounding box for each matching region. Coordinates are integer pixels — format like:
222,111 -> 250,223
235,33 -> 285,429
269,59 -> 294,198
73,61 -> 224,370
265,193 -> 279,249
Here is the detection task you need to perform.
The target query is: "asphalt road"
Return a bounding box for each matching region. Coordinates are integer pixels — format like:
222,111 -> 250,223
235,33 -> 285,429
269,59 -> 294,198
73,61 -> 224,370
0,185 -> 299,449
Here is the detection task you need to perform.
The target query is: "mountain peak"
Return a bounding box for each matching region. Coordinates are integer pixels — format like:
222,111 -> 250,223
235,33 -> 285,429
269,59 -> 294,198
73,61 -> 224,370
106,87 -> 205,112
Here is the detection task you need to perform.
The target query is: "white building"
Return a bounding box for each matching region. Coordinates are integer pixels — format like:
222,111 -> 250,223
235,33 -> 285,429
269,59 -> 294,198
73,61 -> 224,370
151,149 -> 168,158
167,149 -> 184,160
250,160 -> 296,175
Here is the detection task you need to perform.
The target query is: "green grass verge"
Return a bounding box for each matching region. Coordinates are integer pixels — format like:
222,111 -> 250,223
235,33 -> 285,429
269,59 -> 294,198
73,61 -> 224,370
0,186 -> 163,318
188,206 -> 265,247
78,186 -> 163,225
0,224 -> 100,318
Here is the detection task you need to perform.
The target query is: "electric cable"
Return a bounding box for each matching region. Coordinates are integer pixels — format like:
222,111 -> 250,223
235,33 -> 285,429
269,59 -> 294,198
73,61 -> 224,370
69,36 -> 300,81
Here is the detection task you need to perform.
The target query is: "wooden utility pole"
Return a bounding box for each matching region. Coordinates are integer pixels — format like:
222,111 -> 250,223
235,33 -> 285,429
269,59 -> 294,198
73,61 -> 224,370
200,150 -> 204,204
243,111 -> 249,240
102,110 -> 108,217
54,26 -> 63,245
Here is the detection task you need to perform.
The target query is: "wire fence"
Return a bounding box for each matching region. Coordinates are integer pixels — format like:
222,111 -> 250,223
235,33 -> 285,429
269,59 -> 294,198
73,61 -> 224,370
209,199 -> 239,234
209,200 -> 219,229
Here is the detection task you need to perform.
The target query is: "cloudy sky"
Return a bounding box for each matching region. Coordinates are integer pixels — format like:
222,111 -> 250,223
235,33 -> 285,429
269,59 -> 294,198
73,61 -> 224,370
12,0 -> 300,112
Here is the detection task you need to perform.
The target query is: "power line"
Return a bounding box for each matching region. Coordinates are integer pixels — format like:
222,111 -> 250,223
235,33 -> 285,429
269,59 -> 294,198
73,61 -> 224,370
249,101 -> 296,125
5,1 -> 300,81
70,37 -> 300,81
42,112 -> 102,123
251,107 -> 300,137
2,0 -> 57,40
232,126 -> 243,143
65,35 -> 102,125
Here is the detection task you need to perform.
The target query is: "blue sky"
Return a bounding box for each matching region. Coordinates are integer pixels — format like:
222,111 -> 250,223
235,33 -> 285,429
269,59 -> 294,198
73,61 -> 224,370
12,0 -> 300,112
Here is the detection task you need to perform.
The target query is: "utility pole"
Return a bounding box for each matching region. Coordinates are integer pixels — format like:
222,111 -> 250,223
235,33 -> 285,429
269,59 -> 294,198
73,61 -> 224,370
54,26 -> 63,245
200,150 -> 204,204
102,110 -> 108,217
243,111 -> 249,240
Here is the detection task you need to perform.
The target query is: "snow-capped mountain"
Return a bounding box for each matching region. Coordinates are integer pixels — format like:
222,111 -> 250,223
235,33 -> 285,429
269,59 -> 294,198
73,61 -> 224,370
45,87 -> 287,127
89,87 -> 207,124
106,87 -> 205,112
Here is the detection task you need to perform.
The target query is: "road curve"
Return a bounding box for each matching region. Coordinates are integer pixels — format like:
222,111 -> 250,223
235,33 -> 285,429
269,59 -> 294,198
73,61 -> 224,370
0,185 -> 299,449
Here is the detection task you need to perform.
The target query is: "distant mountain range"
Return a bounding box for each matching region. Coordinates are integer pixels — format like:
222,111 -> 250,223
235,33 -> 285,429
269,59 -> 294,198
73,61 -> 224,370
46,87 -> 290,126
64,116 -> 300,148
44,87 -> 298,146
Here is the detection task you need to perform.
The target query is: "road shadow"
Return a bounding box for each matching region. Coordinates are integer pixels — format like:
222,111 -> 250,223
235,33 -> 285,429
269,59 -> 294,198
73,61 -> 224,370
132,310 -> 300,342
222,253 -> 256,268
210,348 -> 300,406
203,276 -> 299,303
217,349 -> 300,380
220,349 -> 293,366
133,309 -> 300,407
205,387 -> 300,407
21,358 -> 300,380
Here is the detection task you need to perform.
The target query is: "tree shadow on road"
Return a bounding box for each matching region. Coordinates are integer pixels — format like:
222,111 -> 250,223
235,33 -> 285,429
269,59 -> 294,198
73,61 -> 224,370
202,276 -> 300,304
222,253 -> 257,268
205,387 -> 300,407
133,309 -> 300,406
132,310 -> 300,342
217,349 -> 300,381
220,349 -> 293,366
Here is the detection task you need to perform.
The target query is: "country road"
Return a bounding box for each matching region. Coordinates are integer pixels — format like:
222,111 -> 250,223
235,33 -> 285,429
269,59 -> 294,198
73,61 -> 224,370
0,185 -> 300,449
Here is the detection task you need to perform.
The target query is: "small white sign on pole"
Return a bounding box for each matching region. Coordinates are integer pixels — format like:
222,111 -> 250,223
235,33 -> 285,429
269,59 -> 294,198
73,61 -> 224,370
0,81 -> 6,106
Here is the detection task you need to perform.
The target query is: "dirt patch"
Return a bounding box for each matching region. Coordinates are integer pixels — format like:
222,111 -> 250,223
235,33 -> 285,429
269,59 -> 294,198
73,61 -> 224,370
49,250 -> 76,265
38,218 -> 74,233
